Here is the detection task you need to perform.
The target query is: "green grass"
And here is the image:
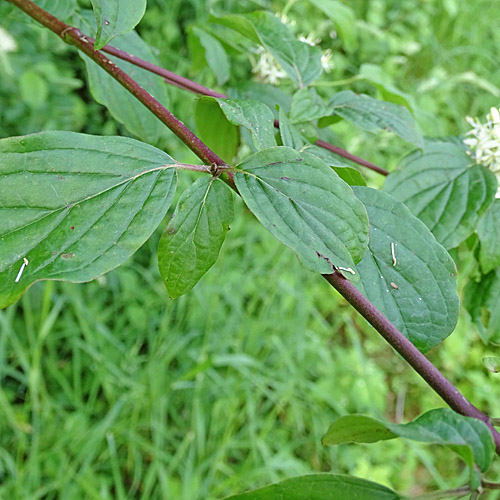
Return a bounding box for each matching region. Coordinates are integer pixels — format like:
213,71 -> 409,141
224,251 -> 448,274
2,0 -> 500,498
2,201 -> 500,499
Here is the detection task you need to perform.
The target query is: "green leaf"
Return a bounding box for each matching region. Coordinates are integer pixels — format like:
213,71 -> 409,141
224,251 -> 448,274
323,409 -> 495,473
224,474 -> 401,500
357,64 -> 416,111
158,177 -> 233,299
212,11 -> 323,87
90,0 -> 146,49
333,167 -> 366,186
464,269 -> 500,344
229,81 -> 292,119
194,97 -> 239,163
191,26 -> 230,86
478,199 -> 500,274
77,13 -> 168,144
383,141 -> 497,249
210,13 -> 260,44
33,0 -> 77,19
216,98 -> 277,151
290,88 -> 333,124
308,0 -> 358,52
278,106 -> 305,150
330,91 -> 423,146
322,415 -> 398,445
234,147 -> 369,275
0,131 -> 177,309
353,187 -> 459,352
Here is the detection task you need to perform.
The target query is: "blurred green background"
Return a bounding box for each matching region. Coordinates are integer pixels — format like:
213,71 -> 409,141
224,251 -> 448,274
1,0 -> 500,498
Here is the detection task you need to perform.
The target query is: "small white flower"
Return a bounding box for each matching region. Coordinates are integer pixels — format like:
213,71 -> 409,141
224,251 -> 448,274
465,107 -> 500,197
275,12 -> 296,28
299,33 -> 321,47
0,26 -> 17,53
252,46 -> 287,85
321,48 -> 334,73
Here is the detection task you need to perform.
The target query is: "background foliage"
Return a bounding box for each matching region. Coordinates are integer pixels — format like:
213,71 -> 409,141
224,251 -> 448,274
1,0 -> 500,498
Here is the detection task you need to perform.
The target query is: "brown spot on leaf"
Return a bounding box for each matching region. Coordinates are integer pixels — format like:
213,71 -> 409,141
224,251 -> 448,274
281,176 -> 291,181
61,253 -> 74,259
315,251 -> 335,272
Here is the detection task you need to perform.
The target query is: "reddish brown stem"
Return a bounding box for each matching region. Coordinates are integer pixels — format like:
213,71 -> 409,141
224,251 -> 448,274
315,139 -> 389,176
6,0 -> 226,170
92,37 -> 227,99
324,271 -> 500,454
93,37 -> 388,176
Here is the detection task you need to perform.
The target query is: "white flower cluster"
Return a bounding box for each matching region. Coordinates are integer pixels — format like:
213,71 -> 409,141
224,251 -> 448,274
464,107 -> 500,170
251,46 -> 288,85
464,107 -> 500,197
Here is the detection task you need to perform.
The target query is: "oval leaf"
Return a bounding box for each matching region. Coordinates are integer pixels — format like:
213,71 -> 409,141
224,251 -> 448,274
383,141 -> 497,249
308,0 -> 357,52
278,106 -> 305,150
323,409 -> 495,473
77,14 -> 169,144
195,97 -> 239,163
217,97 -> 277,151
290,88 -> 333,124
478,199 -> 500,274
191,26 -> 230,86
91,0 -> 147,49
251,11 -> 323,87
330,91 -> 423,146
0,131 -> 177,309
224,474 -> 401,500
353,187 -> 459,352
333,167 -> 366,186
321,415 -> 398,445
158,177 -> 234,299
234,147 -> 369,275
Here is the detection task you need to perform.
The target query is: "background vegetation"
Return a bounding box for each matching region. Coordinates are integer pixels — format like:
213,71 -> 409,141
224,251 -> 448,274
1,0 -> 499,498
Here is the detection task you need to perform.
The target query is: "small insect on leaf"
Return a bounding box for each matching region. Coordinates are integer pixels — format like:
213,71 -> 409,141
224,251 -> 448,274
14,258 -> 29,283
390,282 -> 398,289
483,357 -> 500,373
338,266 -> 356,275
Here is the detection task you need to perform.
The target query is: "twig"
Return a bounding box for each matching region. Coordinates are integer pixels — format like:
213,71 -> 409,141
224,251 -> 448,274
90,36 -> 227,99
323,271 -> 500,454
482,480 -> 500,490
315,139 -> 389,175
6,0 -> 226,171
91,37 -> 389,176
